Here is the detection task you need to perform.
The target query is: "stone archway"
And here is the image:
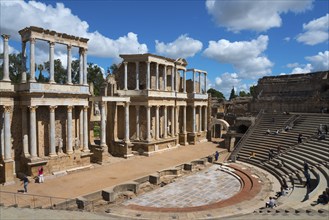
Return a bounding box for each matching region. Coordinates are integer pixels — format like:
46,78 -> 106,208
209,118 -> 230,138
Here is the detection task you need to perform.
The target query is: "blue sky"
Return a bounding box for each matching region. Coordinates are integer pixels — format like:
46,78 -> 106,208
1,0 -> 328,98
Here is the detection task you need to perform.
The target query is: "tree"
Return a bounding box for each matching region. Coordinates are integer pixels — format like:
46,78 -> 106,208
44,59 -> 66,84
71,60 -> 80,84
239,90 -> 250,97
109,63 -> 118,74
0,53 -> 24,84
229,87 -> 237,100
250,85 -> 256,98
207,88 -> 225,100
37,64 -> 48,82
87,63 -> 105,96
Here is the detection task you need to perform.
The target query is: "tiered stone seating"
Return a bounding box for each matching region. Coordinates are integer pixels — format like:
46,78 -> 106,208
236,113 -> 329,208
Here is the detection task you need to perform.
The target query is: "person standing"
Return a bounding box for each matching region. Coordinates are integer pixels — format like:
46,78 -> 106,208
298,133 -> 303,143
303,160 -> 309,174
38,166 -> 44,183
21,176 -> 30,193
214,151 -> 219,161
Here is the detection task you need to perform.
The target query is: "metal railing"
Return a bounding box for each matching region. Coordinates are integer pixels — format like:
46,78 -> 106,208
0,190 -> 74,210
228,109 -> 264,161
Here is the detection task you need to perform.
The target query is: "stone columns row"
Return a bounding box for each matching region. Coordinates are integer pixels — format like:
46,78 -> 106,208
21,105 -> 89,159
191,105 -> 207,133
124,62 -> 180,91
1,34 -> 10,81
192,70 -> 207,94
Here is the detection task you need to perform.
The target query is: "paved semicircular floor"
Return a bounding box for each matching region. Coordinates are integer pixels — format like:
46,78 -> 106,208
124,164 -> 241,208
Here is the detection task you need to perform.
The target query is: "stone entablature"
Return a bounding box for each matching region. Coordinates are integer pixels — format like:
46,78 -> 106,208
16,82 -> 90,94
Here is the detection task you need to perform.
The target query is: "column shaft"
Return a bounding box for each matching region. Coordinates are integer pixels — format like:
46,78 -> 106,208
124,103 -> 130,142
29,38 -> 36,82
79,48 -> 83,84
183,70 -> 186,93
171,106 -> 175,137
49,42 -> 55,83
29,106 -> 37,157
79,107 -> 83,148
135,106 -> 140,140
83,106 -> 89,152
83,49 -> 88,85
155,63 -> 159,90
204,106 -> 207,131
204,73 -> 207,94
164,106 -> 167,138
155,106 -> 159,140
100,102 -> 107,146
49,106 -> 56,156
163,65 -> 167,90
171,66 -> 174,91
4,106 -> 12,160
199,106 -> 202,132
192,70 -> 196,93
124,62 -> 128,90
199,72 -> 202,93
183,106 -> 186,133
67,106 -> 73,154
146,61 -> 150,90
135,62 -> 139,90
21,42 -> 27,83
175,106 -> 179,135
67,45 -> 72,84
146,106 -> 151,141
192,106 -> 196,133
1,35 -> 10,81
21,107 -> 29,157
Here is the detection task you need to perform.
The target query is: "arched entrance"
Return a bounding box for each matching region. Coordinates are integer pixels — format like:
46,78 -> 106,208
209,118 -> 230,139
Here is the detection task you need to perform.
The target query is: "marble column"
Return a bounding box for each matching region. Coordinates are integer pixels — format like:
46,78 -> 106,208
67,106 -> 73,154
146,61 -> 150,90
156,63 -> 159,90
79,107 -> 83,149
135,106 -> 140,140
100,102 -> 107,147
83,49 -> 88,85
79,48 -> 84,85
135,62 -> 139,90
29,38 -> 36,82
124,103 -> 130,142
204,106 -> 207,131
67,45 -> 72,84
49,106 -> 56,156
29,106 -> 38,158
199,106 -> 202,132
183,70 -> 186,93
21,42 -> 27,83
49,41 -> 55,83
124,62 -> 128,90
199,72 -> 202,93
183,106 -> 186,134
163,65 -> 167,90
171,106 -> 175,137
204,73 -> 207,94
192,70 -> 196,93
83,106 -> 89,152
155,106 -> 159,140
175,106 -> 179,135
1,34 -> 10,81
164,106 -> 167,138
21,107 -> 29,157
146,106 -> 151,141
3,106 -> 12,160
171,66 -> 175,92
192,106 -> 196,133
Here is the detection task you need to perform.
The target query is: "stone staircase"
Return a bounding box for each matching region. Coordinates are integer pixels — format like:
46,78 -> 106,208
235,113 -> 329,210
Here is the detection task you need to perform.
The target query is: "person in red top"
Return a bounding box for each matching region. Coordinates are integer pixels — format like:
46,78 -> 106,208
38,166 -> 44,183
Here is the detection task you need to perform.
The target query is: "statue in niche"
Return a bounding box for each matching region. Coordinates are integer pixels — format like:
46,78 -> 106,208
74,138 -> 80,151
94,102 -> 100,116
58,138 -> 63,154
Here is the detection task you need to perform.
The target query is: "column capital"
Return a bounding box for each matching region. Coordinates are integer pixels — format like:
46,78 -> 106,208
135,105 -> 140,110
30,38 -> 36,44
49,106 -> 57,112
156,105 -> 160,109
49,41 -> 55,47
67,44 -> 72,50
123,61 -> 128,65
145,61 -> 151,64
67,106 -> 73,112
83,106 -> 89,111
79,47 -> 87,54
125,102 -> 130,107
3,106 -> 12,113
29,106 -> 38,112
1,34 -> 10,40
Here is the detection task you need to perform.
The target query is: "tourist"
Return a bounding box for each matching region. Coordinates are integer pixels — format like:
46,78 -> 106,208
303,160 -> 309,174
266,129 -> 271,135
284,125 -> 291,132
38,166 -> 44,183
21,175 -> 30,193
277,145 -> 281,156
214,151 -> 219,161
265,197 -> 277,208
317,190 -> 329,204
304,172 -> 311,189
274,129 -> 279,135
297,133 -> 303,143
268,149 -> 274,161
249,151 -> 256,160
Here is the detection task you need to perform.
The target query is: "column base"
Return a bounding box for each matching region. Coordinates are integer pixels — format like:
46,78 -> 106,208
179,133 -> 188,146
187,133 -> 197,145
49,153 -> 57,157
1,160 -> 15,184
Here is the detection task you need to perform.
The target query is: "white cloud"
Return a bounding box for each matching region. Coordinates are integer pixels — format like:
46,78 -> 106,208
203,35 -> 273,78
213,72 -> 241,98
290,63 -> 313,74
305,51 -> 329,71
296,14 -> 329,45
0,1 -> 148,64
0,39 -> 19,54
155,34 -> 202,59
205,0 -> 313,32
284,37 -> 291,42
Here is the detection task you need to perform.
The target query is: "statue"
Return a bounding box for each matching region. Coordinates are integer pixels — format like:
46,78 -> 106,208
58,138 -> 63,154
94,102 -> 100,116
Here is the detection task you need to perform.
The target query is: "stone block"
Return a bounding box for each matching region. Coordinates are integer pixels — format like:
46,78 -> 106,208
149,174 -> 160,185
